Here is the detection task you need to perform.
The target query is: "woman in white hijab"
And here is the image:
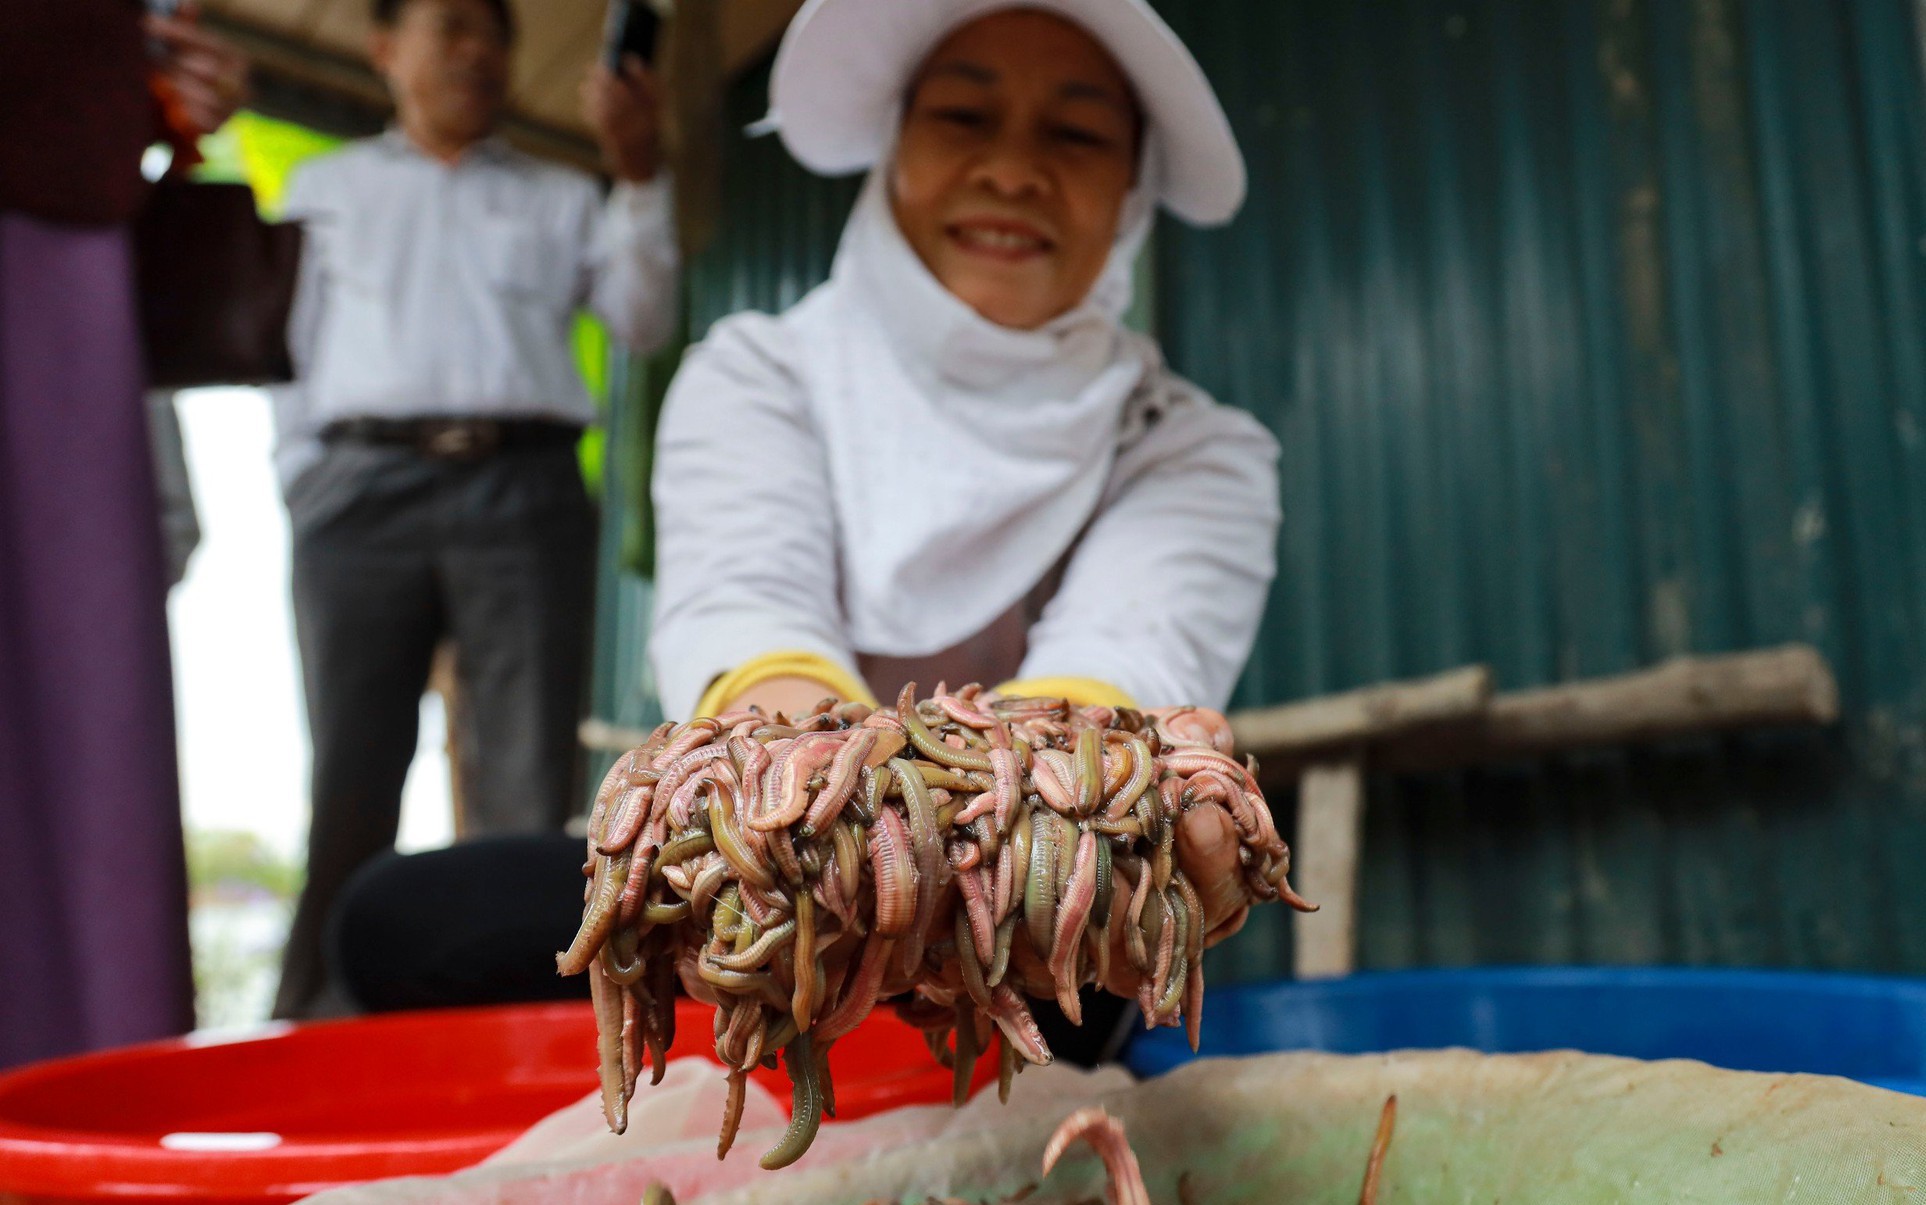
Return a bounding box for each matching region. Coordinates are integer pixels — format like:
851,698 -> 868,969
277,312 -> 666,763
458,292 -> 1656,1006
326,0 -> 1280,1045
651,3 -> 1277,1005
651,0 -> 1279,734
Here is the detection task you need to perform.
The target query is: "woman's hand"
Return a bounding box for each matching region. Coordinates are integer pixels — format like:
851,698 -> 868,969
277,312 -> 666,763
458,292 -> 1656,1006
582,54 -> 662,183
146,12 -> 250,137
723,676 -> 844,723
1171,804 -> 1251,935
959,805 -> 1255,1003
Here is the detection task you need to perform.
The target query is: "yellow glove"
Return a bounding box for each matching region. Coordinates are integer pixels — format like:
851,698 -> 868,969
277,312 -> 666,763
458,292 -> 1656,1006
692,649 -> 878,718
992,676 -> 1136,710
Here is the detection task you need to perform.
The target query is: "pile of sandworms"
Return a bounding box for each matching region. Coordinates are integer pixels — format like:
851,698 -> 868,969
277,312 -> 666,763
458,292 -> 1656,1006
559,684 -> 1310,1169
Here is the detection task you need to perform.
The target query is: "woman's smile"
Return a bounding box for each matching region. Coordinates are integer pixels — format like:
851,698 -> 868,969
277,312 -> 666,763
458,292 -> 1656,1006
946,215 -> 1056,262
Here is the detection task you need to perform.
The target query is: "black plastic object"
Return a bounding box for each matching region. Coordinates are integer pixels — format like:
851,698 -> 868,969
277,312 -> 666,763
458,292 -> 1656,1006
603,0 -> 659,70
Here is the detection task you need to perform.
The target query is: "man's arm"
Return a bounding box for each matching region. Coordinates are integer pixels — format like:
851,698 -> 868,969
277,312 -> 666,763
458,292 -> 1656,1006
584,178 -> 681,353
580,54 -> 680,353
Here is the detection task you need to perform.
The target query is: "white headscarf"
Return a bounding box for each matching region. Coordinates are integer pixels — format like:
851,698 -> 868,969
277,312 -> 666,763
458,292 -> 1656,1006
784,140 -> 1166,656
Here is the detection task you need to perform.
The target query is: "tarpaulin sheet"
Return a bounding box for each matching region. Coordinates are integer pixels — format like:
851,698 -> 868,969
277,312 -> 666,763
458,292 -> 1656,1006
304,1050 -> 1926,1203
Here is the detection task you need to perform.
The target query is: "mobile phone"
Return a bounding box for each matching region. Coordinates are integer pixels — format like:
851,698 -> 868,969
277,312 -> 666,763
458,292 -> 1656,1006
603,0 -> 659,71
144,0 -> 187,64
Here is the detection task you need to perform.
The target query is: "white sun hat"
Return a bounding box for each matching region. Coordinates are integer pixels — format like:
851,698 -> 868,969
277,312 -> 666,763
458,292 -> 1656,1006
765,0 -> 1247,227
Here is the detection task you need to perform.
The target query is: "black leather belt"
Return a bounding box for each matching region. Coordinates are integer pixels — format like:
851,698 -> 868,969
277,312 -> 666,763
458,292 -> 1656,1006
320,417 -> 583,462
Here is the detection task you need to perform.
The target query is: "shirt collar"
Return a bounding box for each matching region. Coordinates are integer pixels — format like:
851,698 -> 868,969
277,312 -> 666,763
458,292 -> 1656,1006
378,126 -> 513,166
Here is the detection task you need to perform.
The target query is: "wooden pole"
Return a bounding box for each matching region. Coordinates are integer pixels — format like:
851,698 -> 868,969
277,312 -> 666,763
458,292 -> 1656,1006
580,716 -> 658,753
429,641 -> 469,839
661,0 -> 725,256
718,0 -> 807,77
1294,755 -> 1367,979
1231,665 -> 1493,759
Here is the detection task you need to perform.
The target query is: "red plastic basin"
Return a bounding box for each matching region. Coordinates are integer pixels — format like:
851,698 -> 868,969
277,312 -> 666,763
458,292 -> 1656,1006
0,1000 -> 995,1204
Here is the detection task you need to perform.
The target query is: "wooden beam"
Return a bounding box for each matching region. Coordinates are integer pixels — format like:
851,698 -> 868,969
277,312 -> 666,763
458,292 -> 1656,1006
1231,665 -> 1494,759
580,717 -> 658,753
1380,644 -> 1839,772
205,12 -> 601,168
1260,645 -> 1837,980
245,70 -> 387,143
206,14 -> 388,116
1293,756 -> 1366,979
1487,643 -> 1837,743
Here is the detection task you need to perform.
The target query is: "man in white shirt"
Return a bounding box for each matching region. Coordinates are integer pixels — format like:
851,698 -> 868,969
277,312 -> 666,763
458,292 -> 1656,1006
272,0 -> 678,1019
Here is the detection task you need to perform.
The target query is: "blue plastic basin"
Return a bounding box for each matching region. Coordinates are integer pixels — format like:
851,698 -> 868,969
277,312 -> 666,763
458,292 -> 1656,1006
1126,967 -> 1926,1097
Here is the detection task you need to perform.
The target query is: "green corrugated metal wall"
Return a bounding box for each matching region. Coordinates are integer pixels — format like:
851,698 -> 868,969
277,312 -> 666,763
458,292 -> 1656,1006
688,74 -> 861,334
595,0 -> 1926,980
588,353 -> 668,743
1157,0 -> 1926,981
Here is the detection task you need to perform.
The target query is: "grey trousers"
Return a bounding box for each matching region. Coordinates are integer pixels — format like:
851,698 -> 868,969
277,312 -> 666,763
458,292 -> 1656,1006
273,439 -> 595,1020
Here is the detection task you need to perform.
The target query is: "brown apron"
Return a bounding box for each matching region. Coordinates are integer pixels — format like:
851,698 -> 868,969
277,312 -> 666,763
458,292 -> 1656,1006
854,567 -> 1065,705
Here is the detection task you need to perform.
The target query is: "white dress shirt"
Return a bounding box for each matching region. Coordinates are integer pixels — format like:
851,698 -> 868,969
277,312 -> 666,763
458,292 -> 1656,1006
273,130 -> 679,484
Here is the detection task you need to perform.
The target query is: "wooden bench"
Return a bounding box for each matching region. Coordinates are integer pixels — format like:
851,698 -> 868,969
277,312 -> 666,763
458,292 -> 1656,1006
1228,645 -> 1841,978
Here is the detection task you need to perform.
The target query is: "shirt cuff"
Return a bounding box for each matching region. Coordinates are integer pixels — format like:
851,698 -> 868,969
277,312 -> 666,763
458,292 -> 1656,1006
693,649 -> 878,718
605,175 -> 675,243
992,677 -> 1138,710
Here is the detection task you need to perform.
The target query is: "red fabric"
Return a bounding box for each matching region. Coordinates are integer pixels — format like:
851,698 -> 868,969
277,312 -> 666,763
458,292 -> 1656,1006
0,0 -> 156,225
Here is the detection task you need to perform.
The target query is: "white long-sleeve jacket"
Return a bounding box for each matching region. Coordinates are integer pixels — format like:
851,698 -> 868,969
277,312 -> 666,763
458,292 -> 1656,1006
648,307 -> 1281,718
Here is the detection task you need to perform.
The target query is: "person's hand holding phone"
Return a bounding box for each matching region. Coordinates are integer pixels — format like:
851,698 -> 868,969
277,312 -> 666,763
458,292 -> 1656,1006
583,54 -> 662,183
145,7 -> 250,137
